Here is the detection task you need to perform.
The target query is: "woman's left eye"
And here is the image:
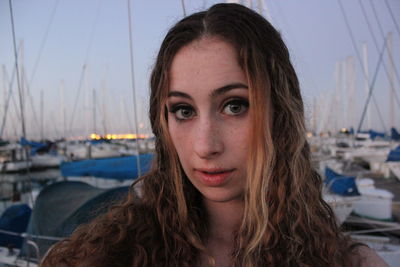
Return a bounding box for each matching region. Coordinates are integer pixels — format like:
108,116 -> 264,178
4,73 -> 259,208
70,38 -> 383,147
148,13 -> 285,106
222,99 -> 249,116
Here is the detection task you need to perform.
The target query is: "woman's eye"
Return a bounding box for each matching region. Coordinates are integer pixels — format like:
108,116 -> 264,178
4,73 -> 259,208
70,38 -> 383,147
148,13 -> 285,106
222,99 -> 249,116
171,106 -> 195,120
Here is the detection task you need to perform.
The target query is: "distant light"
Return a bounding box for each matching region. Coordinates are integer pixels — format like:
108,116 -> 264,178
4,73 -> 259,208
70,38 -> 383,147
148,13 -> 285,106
88,133 -> 150,140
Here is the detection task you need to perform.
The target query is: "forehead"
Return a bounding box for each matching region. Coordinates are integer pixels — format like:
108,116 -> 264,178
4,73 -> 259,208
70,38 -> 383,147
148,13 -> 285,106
169,37 -> 245,92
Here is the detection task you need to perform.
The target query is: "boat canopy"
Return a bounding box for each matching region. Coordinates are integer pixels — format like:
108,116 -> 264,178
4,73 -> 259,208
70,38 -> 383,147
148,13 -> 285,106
20,181 -> 129,261
368,130 -> 386,140
387,146 -> 400,162
391,128 -> 400,141
0,204 -> 31,249
324,167 -> 360,196
60,153 -> 153,180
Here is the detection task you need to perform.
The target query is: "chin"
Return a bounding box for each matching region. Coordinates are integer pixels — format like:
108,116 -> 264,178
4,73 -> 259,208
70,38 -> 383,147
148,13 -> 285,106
200,189 -> 244,203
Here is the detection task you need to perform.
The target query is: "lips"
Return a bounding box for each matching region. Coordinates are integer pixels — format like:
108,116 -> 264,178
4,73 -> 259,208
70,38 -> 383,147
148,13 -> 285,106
194,168 -> 235,186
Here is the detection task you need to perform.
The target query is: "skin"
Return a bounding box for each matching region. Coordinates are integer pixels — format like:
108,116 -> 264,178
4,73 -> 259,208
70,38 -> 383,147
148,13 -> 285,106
165,36 -> 389,267
167,37 -> 250,266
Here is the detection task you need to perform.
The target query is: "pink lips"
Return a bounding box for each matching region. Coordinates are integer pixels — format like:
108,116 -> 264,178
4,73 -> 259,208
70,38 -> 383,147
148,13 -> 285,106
194,168 -> 235,186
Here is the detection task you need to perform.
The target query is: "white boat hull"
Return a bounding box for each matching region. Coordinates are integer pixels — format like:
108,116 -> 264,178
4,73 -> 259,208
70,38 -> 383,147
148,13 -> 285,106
0,161 -> 32,173
31,154 -> 65,168
324,194 -> 357,224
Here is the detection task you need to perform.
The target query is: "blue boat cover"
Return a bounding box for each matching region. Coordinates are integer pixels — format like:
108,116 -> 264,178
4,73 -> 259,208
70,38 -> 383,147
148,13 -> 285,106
387,146 -> 400,162
0,204 -> 31,248
60,153 -> 153,180
324,167 -> 360,196
368,130 -> 385,140
19,137 -> 48,156
20,181 -> 129,261
391,128 -> 400,141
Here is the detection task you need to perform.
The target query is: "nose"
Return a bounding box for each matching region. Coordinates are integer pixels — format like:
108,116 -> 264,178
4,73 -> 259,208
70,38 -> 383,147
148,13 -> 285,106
193,117 -> 224,159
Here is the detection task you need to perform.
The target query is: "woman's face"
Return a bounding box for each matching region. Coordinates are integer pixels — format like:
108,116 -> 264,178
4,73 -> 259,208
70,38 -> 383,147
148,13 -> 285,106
167,37 -> 250,204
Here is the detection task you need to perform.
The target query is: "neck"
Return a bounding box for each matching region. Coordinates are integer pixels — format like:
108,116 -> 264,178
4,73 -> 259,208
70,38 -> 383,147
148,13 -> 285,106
203,198 -> 244,242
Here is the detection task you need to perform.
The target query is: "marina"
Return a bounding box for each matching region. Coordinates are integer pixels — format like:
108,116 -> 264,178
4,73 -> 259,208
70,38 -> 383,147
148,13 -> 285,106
1,0 -> 400,266
1,134 -> 400,265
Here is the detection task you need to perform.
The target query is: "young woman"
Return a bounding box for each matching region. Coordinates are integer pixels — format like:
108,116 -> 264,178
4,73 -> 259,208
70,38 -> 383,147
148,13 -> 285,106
42,3 -> 387,266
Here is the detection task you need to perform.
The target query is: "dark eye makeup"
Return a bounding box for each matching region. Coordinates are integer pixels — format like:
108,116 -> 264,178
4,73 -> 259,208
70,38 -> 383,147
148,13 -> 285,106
168,103 -> 196,121
221,98 -> 249,116
167,96 -> 249,122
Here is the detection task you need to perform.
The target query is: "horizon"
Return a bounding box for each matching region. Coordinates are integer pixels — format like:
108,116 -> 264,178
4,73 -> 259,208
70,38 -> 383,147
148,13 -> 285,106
0,0 -> 399,140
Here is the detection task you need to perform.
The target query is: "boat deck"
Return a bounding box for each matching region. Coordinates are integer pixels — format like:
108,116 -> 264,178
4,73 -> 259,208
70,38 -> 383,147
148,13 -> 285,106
368,176 -> 400,221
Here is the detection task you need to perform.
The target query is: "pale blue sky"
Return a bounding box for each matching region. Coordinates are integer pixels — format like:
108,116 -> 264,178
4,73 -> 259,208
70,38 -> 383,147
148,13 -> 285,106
0,0 -> 399,139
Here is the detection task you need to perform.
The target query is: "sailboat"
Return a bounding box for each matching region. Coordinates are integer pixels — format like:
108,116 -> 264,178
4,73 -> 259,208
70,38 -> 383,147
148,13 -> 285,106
0,143 -> 31,173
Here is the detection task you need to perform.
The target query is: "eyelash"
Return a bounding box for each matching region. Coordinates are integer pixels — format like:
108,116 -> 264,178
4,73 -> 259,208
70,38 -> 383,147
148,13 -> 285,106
168,97 -> 249,122
169,104 -> 195,121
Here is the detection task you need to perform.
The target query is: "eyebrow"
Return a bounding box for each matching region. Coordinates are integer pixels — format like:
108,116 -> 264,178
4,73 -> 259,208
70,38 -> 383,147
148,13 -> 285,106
168,82 -> 248,99
210,83 -> 248,97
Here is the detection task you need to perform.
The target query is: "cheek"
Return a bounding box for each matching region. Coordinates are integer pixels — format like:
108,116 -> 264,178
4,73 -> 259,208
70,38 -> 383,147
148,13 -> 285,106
168,120 -> 191,159
230,121 -> 250,156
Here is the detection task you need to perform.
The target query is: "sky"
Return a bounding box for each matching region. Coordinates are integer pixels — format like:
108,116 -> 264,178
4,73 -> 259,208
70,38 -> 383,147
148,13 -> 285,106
0,0 -> 399,140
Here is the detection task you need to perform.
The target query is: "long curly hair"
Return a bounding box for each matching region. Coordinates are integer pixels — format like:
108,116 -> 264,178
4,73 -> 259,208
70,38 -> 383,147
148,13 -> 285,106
42,3 -> 356,266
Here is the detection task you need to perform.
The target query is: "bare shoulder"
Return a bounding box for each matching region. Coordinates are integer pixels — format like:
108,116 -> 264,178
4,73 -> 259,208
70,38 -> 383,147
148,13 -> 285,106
351,245 -> 389,267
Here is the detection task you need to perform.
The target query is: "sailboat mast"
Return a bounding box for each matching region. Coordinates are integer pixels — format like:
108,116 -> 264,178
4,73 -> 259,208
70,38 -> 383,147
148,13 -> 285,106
60,80 -> 66,138
346,56 -> 356,129
40,90 -> 44,140
334,61 -> 341,132
93,88 -> 97,134
9,0 -> 26,138
84,67 -> 89,137
101,80 -> 108,135
180,0 -> 187,16
362,43 -> 371,130
127,0 -> 142,176
387,32 -> 395,129
312,97 -> 317,134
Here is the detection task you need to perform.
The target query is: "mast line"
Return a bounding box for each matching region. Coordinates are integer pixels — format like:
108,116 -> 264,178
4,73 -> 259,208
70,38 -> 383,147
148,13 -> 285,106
9,0 -> 26,138
337,0 -> 387,133
127,0 -> 142,177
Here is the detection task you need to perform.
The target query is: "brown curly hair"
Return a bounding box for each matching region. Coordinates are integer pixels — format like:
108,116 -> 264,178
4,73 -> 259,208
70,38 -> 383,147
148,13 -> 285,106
42,3 -> 357,266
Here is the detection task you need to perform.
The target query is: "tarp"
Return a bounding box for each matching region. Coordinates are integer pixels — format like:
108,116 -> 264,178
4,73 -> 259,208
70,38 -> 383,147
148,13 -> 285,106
20,181 -> 129,261
368,130 -> 385,140
391,128 -> 400,141
324,167 -> 360,196
19,137 -> 50,155
387,146 -> 400,162
0,204 -> 31,248
60,153 -> 153,180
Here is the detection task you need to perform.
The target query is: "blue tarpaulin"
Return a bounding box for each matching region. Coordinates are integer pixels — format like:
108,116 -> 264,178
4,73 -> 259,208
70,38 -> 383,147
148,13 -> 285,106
387,146 -> 400,162
324,167 -> 360,196
19,138 -> 50,155
368,130 -> 385,140
0,204 -> 31,248
60,153 -> 154,180
391,128 -> 400,141
20,181 -> 129,260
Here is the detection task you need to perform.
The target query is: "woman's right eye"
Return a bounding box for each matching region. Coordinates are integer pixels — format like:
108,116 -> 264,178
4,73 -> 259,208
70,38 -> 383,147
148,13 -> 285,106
170,105 -> 195,121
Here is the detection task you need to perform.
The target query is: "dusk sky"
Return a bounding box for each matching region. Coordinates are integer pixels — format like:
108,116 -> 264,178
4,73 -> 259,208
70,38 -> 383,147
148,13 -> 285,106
0,0 -> 399,139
